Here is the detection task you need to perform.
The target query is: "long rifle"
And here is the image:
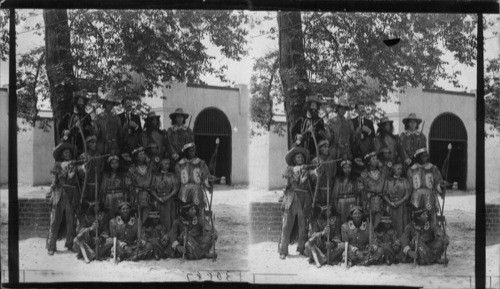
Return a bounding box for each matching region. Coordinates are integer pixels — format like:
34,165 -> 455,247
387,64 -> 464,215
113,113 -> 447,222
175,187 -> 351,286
183,225 -> 188,259
368,201 -> 373,264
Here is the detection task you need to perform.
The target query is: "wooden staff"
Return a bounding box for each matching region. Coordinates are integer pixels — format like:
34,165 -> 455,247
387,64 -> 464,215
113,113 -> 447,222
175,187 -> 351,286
113,237 -> 117,264
413,232 -> 420,268
326,173 -> 330,265
94,169 -> 99,260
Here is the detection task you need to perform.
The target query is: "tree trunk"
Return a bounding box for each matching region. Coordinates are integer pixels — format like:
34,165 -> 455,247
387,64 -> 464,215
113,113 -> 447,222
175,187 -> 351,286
43,9 -> 75,146
277,11 -> 309,149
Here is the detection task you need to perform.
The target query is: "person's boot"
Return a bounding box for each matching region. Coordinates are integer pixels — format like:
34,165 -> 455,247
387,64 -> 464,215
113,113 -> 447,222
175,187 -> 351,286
205,252 -> 218,259
436,256 -> 449,265
280,254 -> 287,260
48,250 -> 55,256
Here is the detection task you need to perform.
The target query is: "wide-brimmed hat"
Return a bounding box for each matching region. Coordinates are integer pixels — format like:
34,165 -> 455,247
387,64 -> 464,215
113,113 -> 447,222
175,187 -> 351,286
145,111 -> 161,120
285,146 -> 310,166
169,108 -> 189,121
99,91 -> 121,105
336,99 -> 353,110
53,142 -> 77,161
377,116 -> 393,126
414,147 -> 428,158
72,90 -> 89,101
182,142 -> 196,153
402,113 -> 423,125
305,94 -> 326,105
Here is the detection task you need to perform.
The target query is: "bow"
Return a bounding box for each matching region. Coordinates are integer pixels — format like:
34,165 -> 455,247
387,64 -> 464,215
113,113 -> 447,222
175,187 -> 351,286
208,138 -> 220,262
437,143 -> 451,267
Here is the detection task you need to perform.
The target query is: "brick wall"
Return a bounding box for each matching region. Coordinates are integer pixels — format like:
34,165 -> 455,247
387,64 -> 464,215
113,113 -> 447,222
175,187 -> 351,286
486,203 -> 500,243
19,199 -> 50,238
250,202 -> 282,242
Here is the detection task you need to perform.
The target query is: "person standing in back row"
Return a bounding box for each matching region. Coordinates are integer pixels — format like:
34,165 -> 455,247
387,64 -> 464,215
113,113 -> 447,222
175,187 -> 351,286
166,108 -> 194,163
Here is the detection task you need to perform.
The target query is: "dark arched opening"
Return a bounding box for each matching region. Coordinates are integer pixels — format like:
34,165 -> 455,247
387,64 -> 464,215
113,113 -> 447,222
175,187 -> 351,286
193,107 -> 232,185
429,112 -> 468,190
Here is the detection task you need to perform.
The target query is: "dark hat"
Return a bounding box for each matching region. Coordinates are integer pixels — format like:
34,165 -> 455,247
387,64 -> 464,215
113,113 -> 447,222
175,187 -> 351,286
336,99 -> 353,110
99,92 -> 121,106
305,94 -> 326,105
169,108 -> 189,121
182,142 -> 196,153
145,111 -> 161,120
285,146 -> 310,166
53,142 -> 77,161
377,116 -> 393,126
403,113 -> 423,125
72,89 -> 89,101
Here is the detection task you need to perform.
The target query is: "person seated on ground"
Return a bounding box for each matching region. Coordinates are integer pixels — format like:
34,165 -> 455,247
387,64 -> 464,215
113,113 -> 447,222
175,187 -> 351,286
143,211 -> 175,260
109,201 -> 154,262
46,142 -> 79,256
400,207 -> 449,265
73,201 -> 113,263
374,214 -> 401,265
279,146 -> 314,259
340,206 -> 384,267
305,205 -> 343,267
169,202 -> 218,260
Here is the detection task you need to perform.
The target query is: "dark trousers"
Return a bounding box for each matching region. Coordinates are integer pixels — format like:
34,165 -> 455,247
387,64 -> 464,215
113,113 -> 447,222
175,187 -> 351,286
46,192 -> 75,251
279,197 -> 307,255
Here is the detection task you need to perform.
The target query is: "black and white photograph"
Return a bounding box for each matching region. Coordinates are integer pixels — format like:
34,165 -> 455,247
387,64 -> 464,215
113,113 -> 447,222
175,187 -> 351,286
0,2 -> 499,288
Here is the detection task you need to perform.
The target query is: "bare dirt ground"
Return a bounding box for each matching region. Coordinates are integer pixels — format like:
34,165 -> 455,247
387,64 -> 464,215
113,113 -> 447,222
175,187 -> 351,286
1,186 -> 250,283
248,190 -> 499,288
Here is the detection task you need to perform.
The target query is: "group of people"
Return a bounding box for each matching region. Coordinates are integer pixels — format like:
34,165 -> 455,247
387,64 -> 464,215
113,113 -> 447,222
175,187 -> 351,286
279,95 -> 449,268
46,90 -> 217,263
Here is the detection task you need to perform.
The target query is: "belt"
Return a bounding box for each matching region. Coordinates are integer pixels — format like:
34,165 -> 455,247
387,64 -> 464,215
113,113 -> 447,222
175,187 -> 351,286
338,194 -> 355,199
86,183 -> 97,186
319,187 -> 332,190
294,188 -> 308,193
62,184 -> 76,189
107,189 -> 123,195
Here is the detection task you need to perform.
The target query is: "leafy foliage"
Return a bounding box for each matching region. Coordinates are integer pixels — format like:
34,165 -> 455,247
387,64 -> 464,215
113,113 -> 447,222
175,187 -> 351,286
0,9 -> 8,62
251,12 -> 479,131
485,57 -> 500,137
15,9 -> 248,133
68,10 -> 248,98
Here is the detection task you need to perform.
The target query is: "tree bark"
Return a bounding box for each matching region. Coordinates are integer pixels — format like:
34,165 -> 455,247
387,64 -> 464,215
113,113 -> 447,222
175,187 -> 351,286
43,9 -> 75,146
277,11 -> 309,149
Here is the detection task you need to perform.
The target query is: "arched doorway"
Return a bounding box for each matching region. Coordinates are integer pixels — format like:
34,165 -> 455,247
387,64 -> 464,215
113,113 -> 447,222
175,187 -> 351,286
193,107 -> 232,184
429,113 -> 467,190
